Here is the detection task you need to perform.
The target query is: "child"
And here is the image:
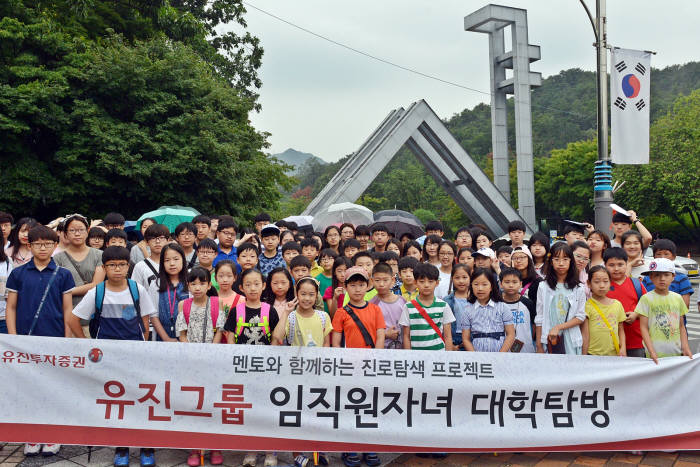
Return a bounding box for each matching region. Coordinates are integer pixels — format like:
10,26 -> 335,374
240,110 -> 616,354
534,242 -> 586,354
282,241 -> 302,267
621,231 -> 648,279
454,227 -> 473,250
370,223 -> 390,253
422,235 -> 442,267
314,248 -> 338,313
87,227 -> 106,250
213,218 -> 239,267
499,268 -> 536,353
192,214 -> 212,244
386,239 -> 402,256
472,247 -> 499,278
377,251 -> 401,295
641,239 -> 693,309
262,267 -> 295,312
342,238 -> 360,259
259,224 -> 286,275
68,246 -> 162,467
402,240 -> 422,262
528,232 -> 550,278
563,221 -> 587,246
5,217 -> 38,267
443,264 -> 470,350
224,268 -> 281,467
425,220 -> 445,239
460,268 -> 514,352
215,260 -> 245,321
399,263 -> 455,351
342,252 -> 377,305
398,257 -> 419,302
369,262 -> 406,349
507,220 -> 527,248
610,211 -> 652,249
105,228 -> 129,248
331,266 -> 385,467
273,276 -> 332,348
582,265 -> 626,357
154,243 -> 189,341
195,238 -> 218,285
340,223 -> 356,242
496,245 -> 513,268
587,229 -> 610,267
324,256 -> 351,318
254,212 -> 271,235
434,241 -> 456,299
0,231 -> 12,334
175,267 -> 224,344
473,230 -> 493,250
604,247 -> 647,358
301,238 -> 322,276
510,246 -> 540,306
571,240 -> 592,291
354,225 -> 371,251
636,258 -> 692,364
280,230 -> 296,246
130,218 -> 156,264
457,247 -> 474,271
131,223 -> 170,308
236,242 -> 260,272
290,255 -> 313,283
323,225 -> 342,255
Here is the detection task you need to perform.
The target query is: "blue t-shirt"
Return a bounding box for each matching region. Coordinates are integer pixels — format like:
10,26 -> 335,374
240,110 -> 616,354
5,259 -> 75,337
258,251 -> 286,276
642,272 -> 693,296
213,246 -> 240,272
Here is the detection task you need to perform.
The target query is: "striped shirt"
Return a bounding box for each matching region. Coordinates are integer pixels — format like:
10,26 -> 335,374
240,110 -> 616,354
398,297 -> 455,351
460,300 -> 514,352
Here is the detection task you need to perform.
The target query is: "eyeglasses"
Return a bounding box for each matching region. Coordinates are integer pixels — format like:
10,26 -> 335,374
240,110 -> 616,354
512,255 -> 529,262
30,241 -> 55,249
198,250 -> 216,256
68,228 -> 87,235
149,236 -> 168,243
219,231 -> 236,238
574,253 -> 590,262
105,262 -> 129,270
439,252 -> 454,257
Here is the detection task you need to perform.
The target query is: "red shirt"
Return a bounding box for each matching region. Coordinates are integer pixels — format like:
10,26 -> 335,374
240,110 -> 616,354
607,277 -> 647,350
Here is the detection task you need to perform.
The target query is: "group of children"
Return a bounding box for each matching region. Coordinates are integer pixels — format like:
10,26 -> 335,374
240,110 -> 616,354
0,209 -> 697,467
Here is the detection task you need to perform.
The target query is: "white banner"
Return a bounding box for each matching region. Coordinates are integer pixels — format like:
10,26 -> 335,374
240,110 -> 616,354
1,334 -> 699,452
610,48 -> 651,165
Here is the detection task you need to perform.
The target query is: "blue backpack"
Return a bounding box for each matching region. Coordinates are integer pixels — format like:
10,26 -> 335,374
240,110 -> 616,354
90,280 -> 143,338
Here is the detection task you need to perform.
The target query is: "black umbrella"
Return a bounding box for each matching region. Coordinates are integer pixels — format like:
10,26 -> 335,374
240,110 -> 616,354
373,209 -> 424,238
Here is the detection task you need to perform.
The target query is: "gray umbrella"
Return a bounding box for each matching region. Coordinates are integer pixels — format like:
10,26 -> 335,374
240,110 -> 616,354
373,209 -> 424,238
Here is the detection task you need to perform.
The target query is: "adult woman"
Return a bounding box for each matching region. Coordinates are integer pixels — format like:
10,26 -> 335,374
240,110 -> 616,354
130,217 -> 156,264
323,225 -> 342,255
5,217 -> 37,267
587,229 -> 610,267
621,231 -> 649,280
54,215 -> 106,315
339,223 -> 355,242
510,246 -> 541,307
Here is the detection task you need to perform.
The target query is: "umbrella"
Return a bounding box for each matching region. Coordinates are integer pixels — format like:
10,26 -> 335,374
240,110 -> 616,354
283,215 -> 314,227
312,202 -> 374,231
137,206 -> 201,233
374,209 -> 424,238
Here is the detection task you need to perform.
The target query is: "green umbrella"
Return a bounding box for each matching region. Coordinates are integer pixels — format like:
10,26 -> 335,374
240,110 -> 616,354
136,206 -> 201,233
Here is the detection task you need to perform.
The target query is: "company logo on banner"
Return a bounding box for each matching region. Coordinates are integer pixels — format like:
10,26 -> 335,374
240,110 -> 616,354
0,334 -> 699,452
610,48 -> 651,165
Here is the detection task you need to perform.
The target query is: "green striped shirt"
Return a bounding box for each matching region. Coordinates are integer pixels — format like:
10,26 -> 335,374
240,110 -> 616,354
399,297 -> 455,350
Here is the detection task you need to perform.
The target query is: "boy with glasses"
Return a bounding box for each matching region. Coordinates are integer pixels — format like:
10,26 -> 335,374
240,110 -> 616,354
131,224 -> 170,308
174,222 -> 199,269
5,225 -> 75,457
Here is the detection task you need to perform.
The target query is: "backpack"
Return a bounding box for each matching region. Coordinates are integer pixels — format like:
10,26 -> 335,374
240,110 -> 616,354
233,302 -> 271,342
182,296 -> 220,328
91,280 -> 142,339
286,309 -> 327,345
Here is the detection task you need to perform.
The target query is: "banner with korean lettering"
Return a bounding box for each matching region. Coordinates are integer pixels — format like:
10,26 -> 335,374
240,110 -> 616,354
0,334 -> 699,452
610,47 -> 651,164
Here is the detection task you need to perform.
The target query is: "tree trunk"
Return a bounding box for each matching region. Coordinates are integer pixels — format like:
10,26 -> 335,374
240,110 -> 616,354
671,211 -> 700,242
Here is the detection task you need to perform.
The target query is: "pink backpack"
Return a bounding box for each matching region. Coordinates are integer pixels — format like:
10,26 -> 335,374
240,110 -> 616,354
183,297 -> 220,327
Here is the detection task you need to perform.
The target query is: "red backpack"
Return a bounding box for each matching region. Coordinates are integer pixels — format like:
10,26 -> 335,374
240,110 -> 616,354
182,296 -> 220,327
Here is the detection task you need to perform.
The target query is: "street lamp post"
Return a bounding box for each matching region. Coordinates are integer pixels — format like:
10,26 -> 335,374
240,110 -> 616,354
580,0 -> 613,232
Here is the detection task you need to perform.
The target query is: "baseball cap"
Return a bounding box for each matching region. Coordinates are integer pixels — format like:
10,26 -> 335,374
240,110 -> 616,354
260,224 -> 281,237
345,266 -> 369,282
472,247 -> 496,260
641,258 -> 675,276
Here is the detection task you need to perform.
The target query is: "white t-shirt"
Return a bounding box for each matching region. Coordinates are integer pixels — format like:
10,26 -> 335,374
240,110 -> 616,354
73,283 -> 156,340
0,260 -> 13,319
131,258 -> 159,309
434,270 -> 452,300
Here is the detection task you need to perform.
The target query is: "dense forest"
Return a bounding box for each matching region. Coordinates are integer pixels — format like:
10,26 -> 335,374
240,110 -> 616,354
282,63 -> 700,240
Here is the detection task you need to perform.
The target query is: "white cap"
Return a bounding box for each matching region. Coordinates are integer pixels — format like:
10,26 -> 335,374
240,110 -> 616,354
511,246 -> 532,260
472,247 -> 496,260
641,258 -> 675,275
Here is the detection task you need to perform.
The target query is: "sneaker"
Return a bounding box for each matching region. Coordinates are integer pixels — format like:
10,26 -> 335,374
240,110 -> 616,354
140,448 -> 156,467
42,444 -> 61,456
243,452 -> 258,466
210,450 -> 224,465
341,453 -> 362,467
188,449 -> 201,466
114,447 -> 130,467
294,454 -> 309,467
264,453 -> 277,466
24,443 -> 41,457
363,452 -> 381,466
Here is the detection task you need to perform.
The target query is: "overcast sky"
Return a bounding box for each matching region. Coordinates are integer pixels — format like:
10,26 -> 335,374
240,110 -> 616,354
224,1 -> 700,162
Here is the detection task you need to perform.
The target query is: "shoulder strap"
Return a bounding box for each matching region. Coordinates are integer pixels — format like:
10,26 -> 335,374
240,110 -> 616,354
62,252 -> 93,285
411,299 -> 444,342
520,281 -> 533,296
28,267 -> 60,336
183,298 -> 193,324
631,277 -> 643,300
316,309 -> 327,329
589,299 -> 620,354
287,310 -> 297,345
143,259 -> 158,283
234,302 -> 247,336
126,279 -> 145,337
95,281 -> 106,315
343,305 -> 375,348
187,248 -> 198,270
261,302 -> 271,336
210,296 -> 220,328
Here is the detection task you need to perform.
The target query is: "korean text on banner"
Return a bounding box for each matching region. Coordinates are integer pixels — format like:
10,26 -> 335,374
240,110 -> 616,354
610,48 -> 651,165
0,334 -> 699,452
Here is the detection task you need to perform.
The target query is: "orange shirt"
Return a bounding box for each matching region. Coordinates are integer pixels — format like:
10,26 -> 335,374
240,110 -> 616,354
332,302 -> 386,349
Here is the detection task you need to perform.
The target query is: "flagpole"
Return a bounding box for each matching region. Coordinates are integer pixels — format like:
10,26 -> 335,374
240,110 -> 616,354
593,0 -> 613,232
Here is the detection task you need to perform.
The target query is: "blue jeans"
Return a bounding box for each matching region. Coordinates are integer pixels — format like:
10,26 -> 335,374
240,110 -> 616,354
0,319 -> 7,334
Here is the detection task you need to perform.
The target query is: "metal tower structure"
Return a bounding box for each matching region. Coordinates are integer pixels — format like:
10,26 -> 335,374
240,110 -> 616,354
302,100 -> 530,237
464,4 -> 541,229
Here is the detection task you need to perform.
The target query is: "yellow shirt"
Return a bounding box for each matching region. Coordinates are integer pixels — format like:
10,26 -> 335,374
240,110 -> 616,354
284,310 -> 333,346
342,288 -> 378,306
401,284 -> 419,302
310,261 -> 324,278
585,298 -> 626,356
